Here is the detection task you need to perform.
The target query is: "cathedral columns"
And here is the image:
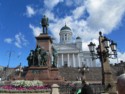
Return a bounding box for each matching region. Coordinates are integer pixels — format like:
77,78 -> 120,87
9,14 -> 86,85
67,54 -> 70,67
77,54 -> 80,67
57,56 -> 59,67
73,54 -> 75,67
61,54 -> 64,67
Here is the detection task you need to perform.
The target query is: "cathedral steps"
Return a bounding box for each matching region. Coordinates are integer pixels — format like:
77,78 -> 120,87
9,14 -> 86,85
59,67 -> 117,81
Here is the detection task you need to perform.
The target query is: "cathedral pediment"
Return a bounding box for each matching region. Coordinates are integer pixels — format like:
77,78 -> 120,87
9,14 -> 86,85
58,46 -> 75,50
54,44 -> 77,51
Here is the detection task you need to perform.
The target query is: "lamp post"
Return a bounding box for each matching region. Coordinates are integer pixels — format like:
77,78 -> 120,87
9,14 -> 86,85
78,64 -> 89,81
15,65 -> 23,78
88,32 -> 117,94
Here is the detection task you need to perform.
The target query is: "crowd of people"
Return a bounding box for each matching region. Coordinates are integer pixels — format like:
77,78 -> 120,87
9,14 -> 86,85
77,74 -> 125,94
73,73 -> 125,94
77,80 -> 93,94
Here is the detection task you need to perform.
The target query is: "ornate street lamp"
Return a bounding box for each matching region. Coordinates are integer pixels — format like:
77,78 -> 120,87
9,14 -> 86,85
88,31 -> 117,94
78,65 -> 89,81
88,42 -> 96,53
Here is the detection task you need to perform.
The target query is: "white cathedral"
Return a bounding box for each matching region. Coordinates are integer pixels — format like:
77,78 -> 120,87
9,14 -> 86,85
53,24 -> 96,68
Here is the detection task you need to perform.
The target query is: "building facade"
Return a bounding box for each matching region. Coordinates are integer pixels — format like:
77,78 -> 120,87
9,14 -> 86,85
54,24 -> 96,68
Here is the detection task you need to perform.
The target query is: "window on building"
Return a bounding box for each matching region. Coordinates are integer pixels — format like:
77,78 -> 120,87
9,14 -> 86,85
62,37 -> 64,41
65,34 -> 67,40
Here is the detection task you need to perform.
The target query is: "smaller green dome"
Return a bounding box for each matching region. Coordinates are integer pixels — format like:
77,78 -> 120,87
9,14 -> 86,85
60,24 -> 71,31
76,36 -> 81,39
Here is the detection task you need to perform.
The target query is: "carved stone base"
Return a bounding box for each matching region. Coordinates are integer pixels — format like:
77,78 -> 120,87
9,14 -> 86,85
13,33 -> 64,84
25,66 -> 50,80
24,66 -> 64,84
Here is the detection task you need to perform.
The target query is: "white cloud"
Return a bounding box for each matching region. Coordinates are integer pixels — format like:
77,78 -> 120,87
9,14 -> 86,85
65,0 -> 73,6
117,52 -> 125,62
116,52 -> 125,62
49,16 -> 74,42
44,10 -> 56,21
65,0 -> 84,7
82,39 -> 99,51
29,24 -> 42,36
109,52 -> 125,64
72,5 -> 85,19
4,33 -> 28,48
44,0 -> 63,10
28,0 -> 125,65
26,5 -> 36,17
82,41 -> 90,51
48,15 -> 98,43
86,0 -> 125,34
48,0 -> 125,50
15,42 -> 21,48
4,38 -> 13,44
29,0 -> 125,40
15,32 -> 28,48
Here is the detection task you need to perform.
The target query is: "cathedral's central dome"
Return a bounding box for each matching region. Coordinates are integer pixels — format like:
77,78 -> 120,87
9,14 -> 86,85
59,24 -> 72,44
60,24 -> 71,31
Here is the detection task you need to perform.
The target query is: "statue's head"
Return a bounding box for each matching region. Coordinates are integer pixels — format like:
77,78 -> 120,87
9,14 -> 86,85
42,15 -> 47,20
43,15 -> 46,18
36,45 -> 41,48
30,50 -> 34,53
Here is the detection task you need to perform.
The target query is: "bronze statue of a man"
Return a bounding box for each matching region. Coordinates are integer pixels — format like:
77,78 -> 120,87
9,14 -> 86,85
40,48 -> 48,66
27,50 -> 34,67
52,46 -> 58,67
41,15 -> 49,34
35,45 -> 41,66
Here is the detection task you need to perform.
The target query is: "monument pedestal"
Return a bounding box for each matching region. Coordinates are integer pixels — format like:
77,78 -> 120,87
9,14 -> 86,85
12,25 -> 66,84
11,16 -> 64,84
35,34 -> 53,67
25,67 -> 50,80
25,66 -> 64,84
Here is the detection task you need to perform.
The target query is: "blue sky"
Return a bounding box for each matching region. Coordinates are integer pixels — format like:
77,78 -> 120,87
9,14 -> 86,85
0,0 -> 125,67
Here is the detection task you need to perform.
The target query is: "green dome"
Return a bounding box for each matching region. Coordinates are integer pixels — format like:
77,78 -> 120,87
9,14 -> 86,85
76,36 -> 81,39
60,24 -> 71,31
